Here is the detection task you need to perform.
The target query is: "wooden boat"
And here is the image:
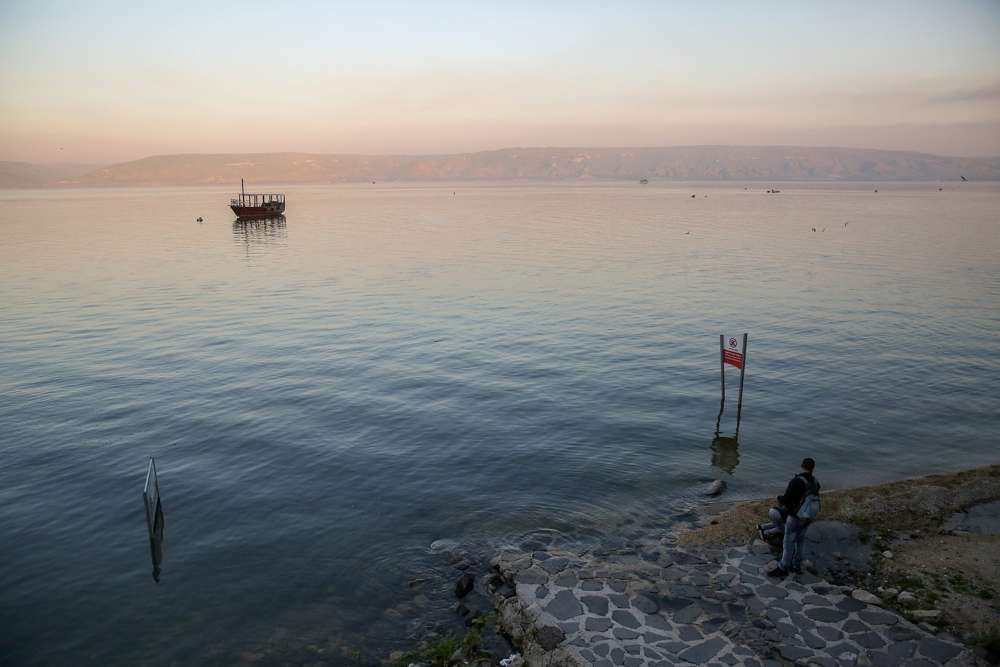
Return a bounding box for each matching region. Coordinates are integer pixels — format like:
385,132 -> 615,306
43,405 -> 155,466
230,179 -> 285,219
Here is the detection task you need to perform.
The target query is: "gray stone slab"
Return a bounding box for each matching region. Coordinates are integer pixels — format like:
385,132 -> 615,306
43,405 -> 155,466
516,568 -> 549,585
804,607 -> 848,623
852,631 -> 886,649
676,637 -> 726,664
609,593 -> 631,608
917,636 -> 963,663
586,617 -> 614,632
842,619 -> 867,633
645,613 -> 671,631
943,500 -> 1000,535
541,557 -> 570,574
582,595 -> 610,615
581,579 -> 605,591
632,594 -> 659,614
612,609 -> 642,629
546,589 -> 584,620
613,627 -> 640,640
555,571 -> 578,587
835,597 -> 866,613
756,584 -> 789,599
672,603 -> 703,624
887,640 -> 917,661
857,609 -> 898,626
677,625 -> 702,642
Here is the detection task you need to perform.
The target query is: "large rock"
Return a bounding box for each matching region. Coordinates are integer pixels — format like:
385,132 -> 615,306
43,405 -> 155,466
703,479 -> 727,497
455,573 -> 475,598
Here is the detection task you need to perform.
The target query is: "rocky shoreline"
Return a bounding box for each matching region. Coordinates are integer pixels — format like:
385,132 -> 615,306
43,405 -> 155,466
398,465 -> 1000,667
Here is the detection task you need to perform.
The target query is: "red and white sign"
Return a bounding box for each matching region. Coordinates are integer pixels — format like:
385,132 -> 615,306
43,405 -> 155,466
723,335 -> 745,369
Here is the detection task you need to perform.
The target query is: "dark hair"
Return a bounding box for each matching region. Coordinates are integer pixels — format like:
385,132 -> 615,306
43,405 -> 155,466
801,457 -> 816,471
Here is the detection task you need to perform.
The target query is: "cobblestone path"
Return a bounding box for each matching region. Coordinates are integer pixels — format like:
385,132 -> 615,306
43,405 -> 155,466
489,539 -> 976,666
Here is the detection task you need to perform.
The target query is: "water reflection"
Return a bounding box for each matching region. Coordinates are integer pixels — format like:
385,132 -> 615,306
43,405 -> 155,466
711,435 -> 740,474
232,216 -> 287,248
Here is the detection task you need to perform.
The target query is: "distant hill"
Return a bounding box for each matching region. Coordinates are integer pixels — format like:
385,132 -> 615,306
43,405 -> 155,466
6,146 -> 1000,187
0,161 -> 103,188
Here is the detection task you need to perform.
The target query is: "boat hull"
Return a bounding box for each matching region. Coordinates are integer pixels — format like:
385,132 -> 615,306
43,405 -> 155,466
231,203 -> 285,219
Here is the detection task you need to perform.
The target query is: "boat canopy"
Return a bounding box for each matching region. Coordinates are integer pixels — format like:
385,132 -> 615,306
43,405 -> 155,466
230,193 -> 285,207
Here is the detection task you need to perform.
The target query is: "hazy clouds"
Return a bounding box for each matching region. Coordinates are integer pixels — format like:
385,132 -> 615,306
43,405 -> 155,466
2,1 -> 999,162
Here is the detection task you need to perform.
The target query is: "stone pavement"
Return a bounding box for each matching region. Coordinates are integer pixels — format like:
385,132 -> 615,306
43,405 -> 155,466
488,536 -> 976,667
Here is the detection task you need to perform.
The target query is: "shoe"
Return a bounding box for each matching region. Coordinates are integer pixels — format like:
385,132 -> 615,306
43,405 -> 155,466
768,566 -> 789,578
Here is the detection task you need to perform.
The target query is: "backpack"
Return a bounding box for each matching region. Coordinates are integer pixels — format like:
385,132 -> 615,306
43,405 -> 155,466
796,474 -> 821,520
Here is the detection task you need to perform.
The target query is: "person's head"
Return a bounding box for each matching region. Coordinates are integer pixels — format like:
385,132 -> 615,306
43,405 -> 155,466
801,457 -> 816,473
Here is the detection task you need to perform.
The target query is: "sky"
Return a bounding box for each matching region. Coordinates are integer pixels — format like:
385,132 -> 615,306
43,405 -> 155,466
1,0 -> 999,163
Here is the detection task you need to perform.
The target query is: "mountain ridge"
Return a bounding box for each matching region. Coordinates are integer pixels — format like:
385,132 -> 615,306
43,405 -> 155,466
5,145 -> 1000,187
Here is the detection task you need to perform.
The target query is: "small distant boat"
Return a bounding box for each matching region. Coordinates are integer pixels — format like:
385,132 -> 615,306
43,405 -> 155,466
230,179 -> 285,219
639,178 -> 649,184
766,188 -> 781,194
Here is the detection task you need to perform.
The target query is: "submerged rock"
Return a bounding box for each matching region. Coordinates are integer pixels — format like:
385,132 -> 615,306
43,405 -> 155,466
703,479 -> 727,497
455,573 -> 475,599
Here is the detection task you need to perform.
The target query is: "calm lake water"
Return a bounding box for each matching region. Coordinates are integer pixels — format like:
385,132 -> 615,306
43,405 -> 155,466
1,182 -> 999,665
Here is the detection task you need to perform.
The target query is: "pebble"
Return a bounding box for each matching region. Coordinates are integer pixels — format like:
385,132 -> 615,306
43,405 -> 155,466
910,609 -> 943,621
881,550 -> 894,559
897,591 -> 918,607
851,589 -> 883,606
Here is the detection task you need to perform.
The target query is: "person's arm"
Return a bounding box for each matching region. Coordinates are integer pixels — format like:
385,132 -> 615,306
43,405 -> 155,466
780,476 -> 805,511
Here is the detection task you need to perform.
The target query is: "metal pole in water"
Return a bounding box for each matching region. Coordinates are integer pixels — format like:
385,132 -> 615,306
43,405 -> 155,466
715,334 -> 726,436
735,333 -> 748,439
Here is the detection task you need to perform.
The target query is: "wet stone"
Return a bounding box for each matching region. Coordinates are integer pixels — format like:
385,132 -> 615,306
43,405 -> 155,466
580,579 -> 605,591
517,568 -> 549,585
632,594 -> 659,614
771,598 -> 803,612
842,619 -> 867,634
858,609 -> 898,626
677,637 -> 727,664
535,585 -> 549,599
778,644 -> 813,661
609,593 -> 630,608
546,589 -> 584,620
623,657 -> 643,667
613,627 -> 640,640
775,622 -> 799,638
801,630 -> 826,649
853,631 -> 885,649
610,647 -> 625,665
835,597 -> 866,612
673,603 -> 703,624
585,617 -> 613,632
554,571 -> 578,588
804,607 -> 848,623
582,595 -> 610,615
541,557 -> 570,574
536,625 -> 566,650
624,644 -> 641,655
612,609 -> 641,629
609,579 -> 628,593
887,640 -> 917,661
803,594 -> 831,606
594,643 -> 611,657
678,625 -> 702,642
756,584 -> 789,599
645,614 -> 671,631
918,637 -> 962,663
